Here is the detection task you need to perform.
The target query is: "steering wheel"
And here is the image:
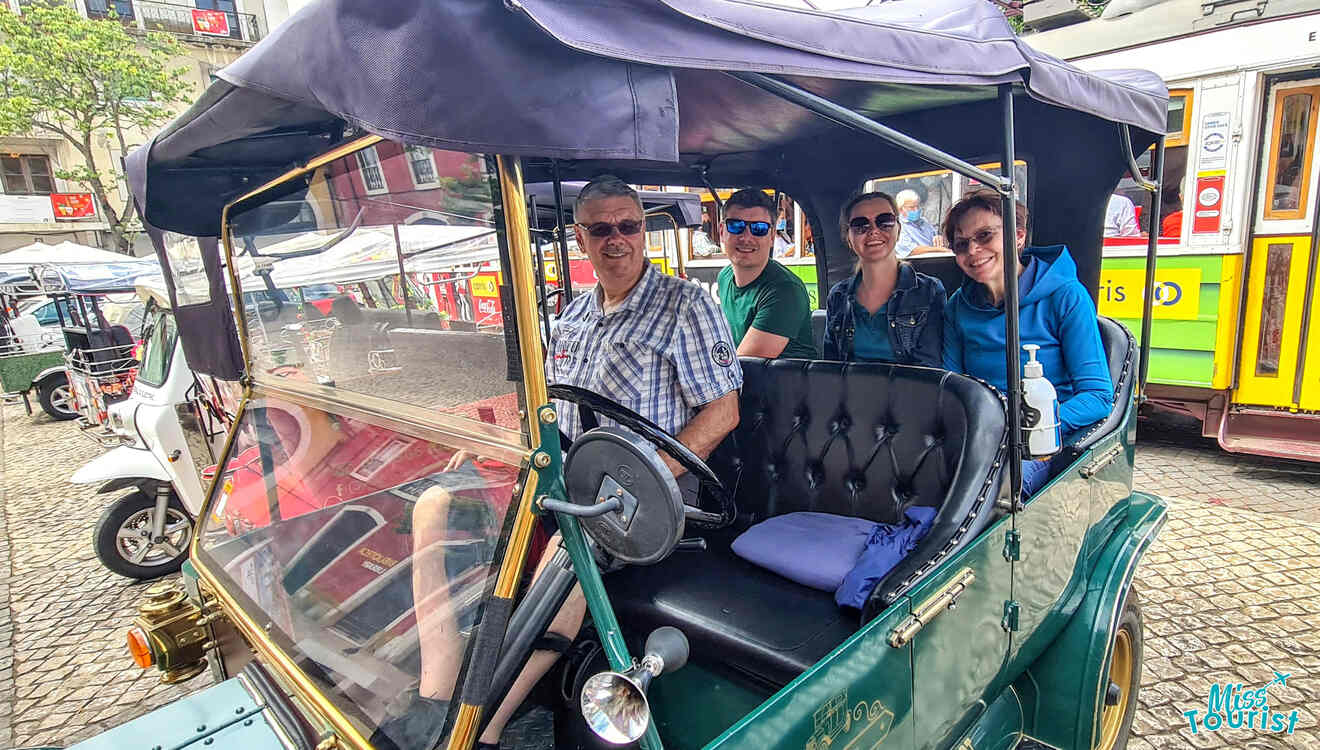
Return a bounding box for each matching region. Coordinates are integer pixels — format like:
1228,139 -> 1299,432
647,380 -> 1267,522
547,384 -> 734,529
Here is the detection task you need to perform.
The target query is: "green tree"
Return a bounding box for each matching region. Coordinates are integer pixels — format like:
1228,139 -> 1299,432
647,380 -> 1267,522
0,2 -> 192,251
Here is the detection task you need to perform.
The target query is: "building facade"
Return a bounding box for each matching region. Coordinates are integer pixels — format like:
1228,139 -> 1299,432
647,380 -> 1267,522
0,0 -> 301,254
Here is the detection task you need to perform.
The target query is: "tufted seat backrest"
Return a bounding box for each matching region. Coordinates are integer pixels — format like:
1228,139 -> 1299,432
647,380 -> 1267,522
717,358 -> 1008,609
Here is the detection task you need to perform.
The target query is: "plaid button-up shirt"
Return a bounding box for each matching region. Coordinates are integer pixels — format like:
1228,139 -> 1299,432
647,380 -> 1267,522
547,264 -> 743,440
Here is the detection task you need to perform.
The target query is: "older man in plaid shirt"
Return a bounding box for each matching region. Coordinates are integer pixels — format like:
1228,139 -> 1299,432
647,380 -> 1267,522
548,176 -> 743,472
468,176 -> 741,748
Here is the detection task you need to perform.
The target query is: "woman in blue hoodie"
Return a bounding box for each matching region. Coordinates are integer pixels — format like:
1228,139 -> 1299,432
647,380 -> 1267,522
941,188 -> 1113,495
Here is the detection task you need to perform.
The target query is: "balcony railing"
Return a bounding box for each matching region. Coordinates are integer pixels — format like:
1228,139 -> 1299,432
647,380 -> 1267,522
85,0 -> 264,44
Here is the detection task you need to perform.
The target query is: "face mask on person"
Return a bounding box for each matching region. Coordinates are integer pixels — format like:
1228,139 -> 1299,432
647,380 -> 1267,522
777,219 -> 787,231
905,210 -> 922,223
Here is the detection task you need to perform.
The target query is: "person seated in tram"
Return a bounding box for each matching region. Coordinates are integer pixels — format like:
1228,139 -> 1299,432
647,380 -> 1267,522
821,190 -> 945,365
1104,193 -> 1142,238
893,188 -> 939,258
716,188 -> 817,358
941,187 -> 1113,495
1160,183 -> 1183,239
413,175 -> 742,749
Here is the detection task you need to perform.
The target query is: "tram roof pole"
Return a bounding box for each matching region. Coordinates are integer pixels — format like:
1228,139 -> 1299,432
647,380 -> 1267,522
1138,137 -> 1165,401
998,84 -> 1024,507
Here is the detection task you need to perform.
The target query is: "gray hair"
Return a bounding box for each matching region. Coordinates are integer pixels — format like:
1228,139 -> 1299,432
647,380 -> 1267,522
895,189 -> 921,207
574,175 -> 643,222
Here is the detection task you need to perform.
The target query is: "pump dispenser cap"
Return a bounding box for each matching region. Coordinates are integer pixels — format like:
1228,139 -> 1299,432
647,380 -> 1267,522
1023,344 -> 1043,379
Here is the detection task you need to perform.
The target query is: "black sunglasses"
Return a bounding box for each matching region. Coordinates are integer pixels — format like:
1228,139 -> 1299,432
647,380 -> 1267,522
848,213 -> 898,234
724,218 -> 772,237
578,220 -> 644,238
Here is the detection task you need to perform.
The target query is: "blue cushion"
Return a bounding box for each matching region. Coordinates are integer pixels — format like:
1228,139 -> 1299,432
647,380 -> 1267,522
731,512 -> 877,592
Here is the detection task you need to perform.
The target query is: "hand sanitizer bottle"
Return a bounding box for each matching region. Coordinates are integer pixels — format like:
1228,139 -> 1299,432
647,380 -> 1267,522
1021,344 -> 1060,457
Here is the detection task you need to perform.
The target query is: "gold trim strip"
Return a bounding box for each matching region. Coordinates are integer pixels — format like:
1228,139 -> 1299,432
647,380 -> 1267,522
442,156 -> 550,750
493,470 -> 540,600
447,704 -> 483,750
496,155 -> 549,417
250,377 -> 529,465
188,390 -> 250,560
230,134 -> 384,210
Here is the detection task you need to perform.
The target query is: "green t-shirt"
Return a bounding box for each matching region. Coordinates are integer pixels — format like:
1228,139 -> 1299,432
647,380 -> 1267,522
717,260 -> 818,359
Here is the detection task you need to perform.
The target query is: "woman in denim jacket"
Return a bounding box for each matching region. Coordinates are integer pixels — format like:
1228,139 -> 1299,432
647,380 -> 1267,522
822,191 -> 946,366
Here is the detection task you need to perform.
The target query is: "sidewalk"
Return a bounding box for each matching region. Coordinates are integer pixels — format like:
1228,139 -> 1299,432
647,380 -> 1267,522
0,403 -> 210,747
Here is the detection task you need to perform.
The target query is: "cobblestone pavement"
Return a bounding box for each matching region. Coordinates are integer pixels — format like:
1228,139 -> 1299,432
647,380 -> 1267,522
1137,411 -> 1320,524
0,405 -> 1315,748
0,403 -> 212,747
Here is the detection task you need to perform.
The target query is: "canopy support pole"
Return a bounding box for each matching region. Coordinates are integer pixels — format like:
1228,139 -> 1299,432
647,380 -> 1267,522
528,195 -> 555,345
391,223 -> 413,327
728,72 -> 1011,191
551,161 -> 574,303
1119,124 -> 1161,192
998,84 -> 1024,507
1138,137 -> 1165,401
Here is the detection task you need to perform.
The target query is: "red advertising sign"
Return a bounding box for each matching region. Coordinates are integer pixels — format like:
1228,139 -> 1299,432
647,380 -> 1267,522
1192,174 -> 1225,234
49,193 -> 96,219
191,9 -> 231,36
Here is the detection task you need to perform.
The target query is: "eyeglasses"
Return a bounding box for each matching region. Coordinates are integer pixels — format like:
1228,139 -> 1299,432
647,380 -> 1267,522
577,220 -> 644,238
724,218 -> 772,237
847,213 -> 898,234
951,227 -> 1000,254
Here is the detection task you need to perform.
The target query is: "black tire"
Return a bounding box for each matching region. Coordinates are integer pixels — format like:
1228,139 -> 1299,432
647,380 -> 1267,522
93,489 -> 192,580
36,374 -> 76,421
1096,588 -> 1143,750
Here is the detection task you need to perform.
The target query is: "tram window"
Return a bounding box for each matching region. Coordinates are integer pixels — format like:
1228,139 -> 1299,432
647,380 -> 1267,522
1265,88 -> 1319,220
687,188 -> 812,263
1165,89 -> 1192,148
225,141 -> 528,440
865,162 -> 1027,254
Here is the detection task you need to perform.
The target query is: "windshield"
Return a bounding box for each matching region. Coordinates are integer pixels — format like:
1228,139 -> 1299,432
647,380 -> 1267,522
137,309 -> 177,387
198,393 -> 526,750
225,140 -> 526,439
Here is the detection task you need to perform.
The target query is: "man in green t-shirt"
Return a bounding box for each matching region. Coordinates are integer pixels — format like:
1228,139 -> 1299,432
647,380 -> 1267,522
716,188 -> 817,358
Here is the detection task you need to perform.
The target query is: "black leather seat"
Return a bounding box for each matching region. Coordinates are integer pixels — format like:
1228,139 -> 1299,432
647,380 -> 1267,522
606,358 -> 1007,687
1070,316 -> 1135,452
810,309 -> 827,355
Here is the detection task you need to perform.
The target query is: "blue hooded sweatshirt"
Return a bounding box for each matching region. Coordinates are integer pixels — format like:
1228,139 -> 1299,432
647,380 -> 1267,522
943,245 -> 1113,442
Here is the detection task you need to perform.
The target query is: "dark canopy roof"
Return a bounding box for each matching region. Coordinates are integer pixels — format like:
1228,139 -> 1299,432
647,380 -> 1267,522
526,182 -> 704,228
129,0 -> 1166,238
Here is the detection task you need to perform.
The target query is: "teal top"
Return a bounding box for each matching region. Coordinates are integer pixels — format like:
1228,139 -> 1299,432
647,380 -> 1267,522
851,298 -> 895,362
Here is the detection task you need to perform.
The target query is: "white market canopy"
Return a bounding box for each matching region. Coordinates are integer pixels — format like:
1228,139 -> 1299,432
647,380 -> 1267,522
0,240 -> 143,269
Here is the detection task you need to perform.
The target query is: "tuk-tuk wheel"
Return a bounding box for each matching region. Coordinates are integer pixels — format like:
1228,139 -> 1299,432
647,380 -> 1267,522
93,490 -> 192,580
1096,589 -> 1142,750
36,374 -> 76,421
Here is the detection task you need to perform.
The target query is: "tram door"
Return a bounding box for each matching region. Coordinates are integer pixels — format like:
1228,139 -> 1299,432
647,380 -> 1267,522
1237,79 -> 1320,412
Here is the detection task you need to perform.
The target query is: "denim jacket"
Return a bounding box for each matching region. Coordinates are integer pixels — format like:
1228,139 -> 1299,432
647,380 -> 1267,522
822,263 -> 946,367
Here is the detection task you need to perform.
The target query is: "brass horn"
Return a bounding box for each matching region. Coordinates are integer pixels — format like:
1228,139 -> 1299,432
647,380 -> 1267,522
580,627 -> 689,744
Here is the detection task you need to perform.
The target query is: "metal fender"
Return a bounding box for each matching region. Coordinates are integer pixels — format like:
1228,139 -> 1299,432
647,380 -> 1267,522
34,366 -> 66,384
71,445 -> 172,486
1012,491 -> 1168,750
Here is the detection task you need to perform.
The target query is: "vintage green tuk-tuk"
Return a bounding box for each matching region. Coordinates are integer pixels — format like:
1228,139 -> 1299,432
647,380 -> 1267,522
93,2 -> 1172,750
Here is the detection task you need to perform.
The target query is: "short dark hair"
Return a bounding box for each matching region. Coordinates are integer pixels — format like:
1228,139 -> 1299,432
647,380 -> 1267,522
724,188 -> 777,220
838,190 -> 897,245
942,186 -> 1028,248
574,175 -> 642,222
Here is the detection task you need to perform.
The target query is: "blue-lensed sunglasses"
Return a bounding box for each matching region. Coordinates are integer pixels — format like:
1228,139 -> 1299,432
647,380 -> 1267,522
724,218 -> 772,237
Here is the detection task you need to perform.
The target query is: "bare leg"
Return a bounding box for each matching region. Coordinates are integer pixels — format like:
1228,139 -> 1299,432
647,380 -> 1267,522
413,486 -> 465,700
478,536 -> 586,745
